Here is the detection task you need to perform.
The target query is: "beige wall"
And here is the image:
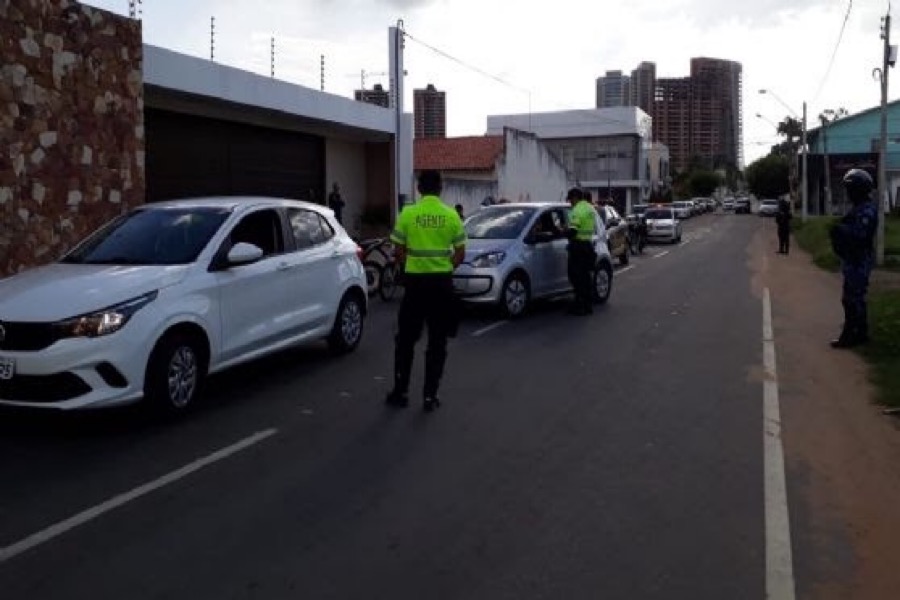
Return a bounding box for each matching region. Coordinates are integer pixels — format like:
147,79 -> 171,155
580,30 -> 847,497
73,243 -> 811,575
0,1 -> 144,276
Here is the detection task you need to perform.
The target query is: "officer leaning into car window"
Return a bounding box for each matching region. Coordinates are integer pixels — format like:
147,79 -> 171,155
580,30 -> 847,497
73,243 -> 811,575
829,168 -> 878,348
565,187 -> 597,316
386,170 -> 467,412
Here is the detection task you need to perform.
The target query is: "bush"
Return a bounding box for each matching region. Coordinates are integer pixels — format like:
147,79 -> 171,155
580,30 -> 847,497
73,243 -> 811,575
793,217 -> 841,271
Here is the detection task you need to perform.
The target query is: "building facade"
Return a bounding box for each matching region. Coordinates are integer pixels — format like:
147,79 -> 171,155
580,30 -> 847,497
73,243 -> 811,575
354,84 -> 390,108
596,70 -> 631,108
653,77 -> 692,173
414,129 -> 570,216
487,107 -> 654,215
413,84 -> 446,139
630,62 -> 656,115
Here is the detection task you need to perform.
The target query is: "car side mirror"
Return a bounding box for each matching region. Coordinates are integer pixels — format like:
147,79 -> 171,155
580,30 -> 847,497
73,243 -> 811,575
227,242 -> 264,266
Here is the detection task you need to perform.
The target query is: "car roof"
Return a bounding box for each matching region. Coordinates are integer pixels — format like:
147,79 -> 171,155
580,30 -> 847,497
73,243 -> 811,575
482,201 -> 567,209
143,197 -> 329,212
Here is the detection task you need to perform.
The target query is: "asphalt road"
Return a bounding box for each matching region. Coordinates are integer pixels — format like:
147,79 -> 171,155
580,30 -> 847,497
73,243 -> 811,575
0,212 -> 772,599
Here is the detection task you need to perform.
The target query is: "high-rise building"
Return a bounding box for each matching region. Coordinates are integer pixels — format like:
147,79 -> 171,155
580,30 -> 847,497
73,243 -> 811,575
414,83 -> 446,139
354,83 -> 390,108
596,70 -> 631,108
652,78 -> 692,173
689,57 -> 743,171
629,62 -> 656,115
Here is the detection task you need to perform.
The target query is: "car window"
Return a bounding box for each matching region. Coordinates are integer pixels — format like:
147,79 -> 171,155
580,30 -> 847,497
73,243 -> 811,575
288,209 -> 334,249
466,206 -> 536,240
607,207 -> 622,221
61,207 -> 231,266
228,208 -> 285,257
645,209 -> 673,220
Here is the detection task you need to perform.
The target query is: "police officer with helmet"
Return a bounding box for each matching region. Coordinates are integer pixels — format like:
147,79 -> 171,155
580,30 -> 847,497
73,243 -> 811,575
386,170 -> 467,412
565,187 -> 597,316
829,168 -> 878,348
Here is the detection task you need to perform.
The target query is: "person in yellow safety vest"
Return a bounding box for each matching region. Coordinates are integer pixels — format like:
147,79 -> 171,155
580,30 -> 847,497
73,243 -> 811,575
566,187 -> 597,316
385,170 -> 467,412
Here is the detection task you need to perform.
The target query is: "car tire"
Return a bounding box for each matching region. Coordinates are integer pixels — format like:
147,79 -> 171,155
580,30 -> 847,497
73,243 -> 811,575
328,291 -> 365,354
501,272 -> 530,319
145,332 -> 206,414
593,263 -> 613,305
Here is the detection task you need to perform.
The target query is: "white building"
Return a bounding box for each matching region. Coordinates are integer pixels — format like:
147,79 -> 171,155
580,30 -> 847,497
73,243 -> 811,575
414,128 -> 570,216
487,107 -> 654,214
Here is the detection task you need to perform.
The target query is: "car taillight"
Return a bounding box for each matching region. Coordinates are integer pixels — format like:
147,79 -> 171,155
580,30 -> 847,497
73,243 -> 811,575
356,246 -> 364,261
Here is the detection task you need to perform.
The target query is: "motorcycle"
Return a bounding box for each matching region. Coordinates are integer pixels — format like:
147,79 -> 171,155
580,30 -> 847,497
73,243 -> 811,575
626,216 -> 647,255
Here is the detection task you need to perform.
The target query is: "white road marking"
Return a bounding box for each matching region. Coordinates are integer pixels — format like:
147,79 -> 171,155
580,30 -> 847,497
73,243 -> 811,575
652,250 -> 670,259
0,428 -> 279,564
762,288 -> 796,600
472,321 -> 507,337
618,266 -> 635,275
680,239 -> 692,246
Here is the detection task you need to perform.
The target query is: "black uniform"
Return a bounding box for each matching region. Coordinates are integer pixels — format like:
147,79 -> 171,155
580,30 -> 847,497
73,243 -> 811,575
775,200 -> 792,254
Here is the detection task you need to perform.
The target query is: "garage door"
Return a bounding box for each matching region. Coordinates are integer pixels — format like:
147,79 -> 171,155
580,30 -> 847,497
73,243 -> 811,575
145,109 -> 325,203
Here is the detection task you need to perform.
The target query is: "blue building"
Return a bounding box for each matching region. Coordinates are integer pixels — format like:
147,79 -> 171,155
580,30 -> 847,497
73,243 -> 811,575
805,99 -> 900,215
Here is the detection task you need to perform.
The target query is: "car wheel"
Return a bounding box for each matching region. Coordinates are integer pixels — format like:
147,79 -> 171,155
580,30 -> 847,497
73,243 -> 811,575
593,263 -> 613,304
145,332 -> 206,414
501,272 -> 530,318
329,291 -> 365,354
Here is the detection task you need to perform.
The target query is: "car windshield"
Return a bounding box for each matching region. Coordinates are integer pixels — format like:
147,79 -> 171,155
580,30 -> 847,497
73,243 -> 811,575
61,206 -> 231,265
645,209 -> 674,220
633,205 -> 648,214
672,202 -> 687,208
465,206 -> 536,240
762,200 -> 778,206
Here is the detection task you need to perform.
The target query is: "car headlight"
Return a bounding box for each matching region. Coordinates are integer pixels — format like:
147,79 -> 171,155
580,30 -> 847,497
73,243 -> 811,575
471,251 -> 506,268
55,291 -> 158,339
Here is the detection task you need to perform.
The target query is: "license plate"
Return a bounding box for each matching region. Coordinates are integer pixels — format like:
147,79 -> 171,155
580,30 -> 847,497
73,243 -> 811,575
0,357 -> 14,380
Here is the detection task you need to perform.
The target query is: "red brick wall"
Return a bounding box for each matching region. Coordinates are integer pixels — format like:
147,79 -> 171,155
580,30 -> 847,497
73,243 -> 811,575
0,0 -> 144,276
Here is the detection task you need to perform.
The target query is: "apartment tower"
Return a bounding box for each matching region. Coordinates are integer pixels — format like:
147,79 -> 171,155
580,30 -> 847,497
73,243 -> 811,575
413,84 -> 447,139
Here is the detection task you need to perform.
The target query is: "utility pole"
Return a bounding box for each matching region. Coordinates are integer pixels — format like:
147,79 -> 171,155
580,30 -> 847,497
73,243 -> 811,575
270,37 -> 275,78
822,117 -> 832,216
801,101 -> 808,222
320,55 -> 325,91
877,13 -> 893,266
210,16 -> 215,61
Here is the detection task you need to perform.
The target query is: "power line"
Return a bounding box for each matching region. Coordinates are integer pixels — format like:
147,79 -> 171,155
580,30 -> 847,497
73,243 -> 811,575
812,0 -> 853,102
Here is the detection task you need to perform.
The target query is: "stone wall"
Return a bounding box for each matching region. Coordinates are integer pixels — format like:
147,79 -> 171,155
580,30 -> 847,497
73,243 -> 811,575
0,0 -> 143,276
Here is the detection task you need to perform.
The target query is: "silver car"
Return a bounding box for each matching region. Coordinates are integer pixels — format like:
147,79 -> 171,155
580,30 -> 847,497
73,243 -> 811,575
671,201 -> 692,219
644,206 -> 682,243
453,203 -> 614,317
758,199 -> 780,217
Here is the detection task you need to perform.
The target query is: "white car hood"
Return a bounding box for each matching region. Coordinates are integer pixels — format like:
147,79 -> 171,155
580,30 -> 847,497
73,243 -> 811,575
0,263 -> 190,321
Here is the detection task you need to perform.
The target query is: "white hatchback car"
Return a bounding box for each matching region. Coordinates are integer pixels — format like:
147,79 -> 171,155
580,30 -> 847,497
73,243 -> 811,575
643,206 -> 683,243
0,198 -> 367,413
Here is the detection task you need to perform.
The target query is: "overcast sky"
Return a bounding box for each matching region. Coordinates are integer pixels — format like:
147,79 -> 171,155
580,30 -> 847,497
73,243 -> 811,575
89,0 -> 895,166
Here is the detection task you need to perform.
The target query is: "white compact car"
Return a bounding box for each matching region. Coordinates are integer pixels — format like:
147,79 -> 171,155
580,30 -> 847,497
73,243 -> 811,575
644,206 -> 682,243
0,198 -> 367,413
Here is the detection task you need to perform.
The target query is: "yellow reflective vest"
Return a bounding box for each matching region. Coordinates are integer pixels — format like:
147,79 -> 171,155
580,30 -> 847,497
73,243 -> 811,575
569,200 -> 596,242
390,195 -> 467,274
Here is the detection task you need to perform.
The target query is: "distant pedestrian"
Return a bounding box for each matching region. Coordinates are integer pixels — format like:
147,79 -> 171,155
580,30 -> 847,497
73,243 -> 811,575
455,203 -> 465,220
386,170 -> 467,412
829,168 -> 878,348
328,182 -> 345,225
565,187 -> 597,316
775,199 -> 792,254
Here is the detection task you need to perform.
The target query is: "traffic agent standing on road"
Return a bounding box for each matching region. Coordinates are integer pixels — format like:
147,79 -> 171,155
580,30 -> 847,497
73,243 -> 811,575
829,168 -> 878,348
565,187 -> 597,316
775,199 -> 792,255
386,170 -> 467,412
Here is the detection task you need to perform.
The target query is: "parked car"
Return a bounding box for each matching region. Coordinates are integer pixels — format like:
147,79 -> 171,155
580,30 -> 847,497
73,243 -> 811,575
735,198 -> 752,214
722,198 -> 736,211
643,206 -> 683,244
452,202 -> 614,318
671,201 -> 693,219
758,199 -> 780,217
0,198 -> 367,413
597,204 -> 630,266
627,203 -> 650,222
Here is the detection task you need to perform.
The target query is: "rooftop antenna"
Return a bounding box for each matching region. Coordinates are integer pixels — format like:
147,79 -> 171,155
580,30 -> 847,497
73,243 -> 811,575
210,16 -> 215,61
270,36 -> 275,78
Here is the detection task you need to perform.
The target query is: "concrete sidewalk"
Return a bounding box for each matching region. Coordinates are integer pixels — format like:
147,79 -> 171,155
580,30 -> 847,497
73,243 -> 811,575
751,225 -> 900,599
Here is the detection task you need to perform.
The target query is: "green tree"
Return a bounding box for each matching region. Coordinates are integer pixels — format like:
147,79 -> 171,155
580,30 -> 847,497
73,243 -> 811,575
688,169 -> 722,197
745,154 -> 790,198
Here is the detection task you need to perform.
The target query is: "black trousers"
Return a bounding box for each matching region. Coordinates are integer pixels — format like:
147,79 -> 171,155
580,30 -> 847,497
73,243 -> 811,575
567,241 -> 595,311
394,274 -> 456,398
777,226 -> 790,253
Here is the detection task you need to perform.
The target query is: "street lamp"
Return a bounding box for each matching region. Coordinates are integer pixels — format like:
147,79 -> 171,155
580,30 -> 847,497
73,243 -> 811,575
760,89 -> 808,221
